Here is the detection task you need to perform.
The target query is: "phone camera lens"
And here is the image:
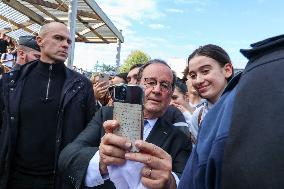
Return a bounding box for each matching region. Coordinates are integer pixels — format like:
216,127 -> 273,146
114,85 -> 127,102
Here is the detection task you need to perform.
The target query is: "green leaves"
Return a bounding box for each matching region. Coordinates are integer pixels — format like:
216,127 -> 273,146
119,50 -> 150,73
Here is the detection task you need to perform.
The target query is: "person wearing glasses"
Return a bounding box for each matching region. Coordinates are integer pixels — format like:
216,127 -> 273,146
59,59 -> 192,189
127,63 -> 190,137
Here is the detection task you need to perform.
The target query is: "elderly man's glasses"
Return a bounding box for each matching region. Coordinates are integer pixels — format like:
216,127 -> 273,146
143,78 -> 172,92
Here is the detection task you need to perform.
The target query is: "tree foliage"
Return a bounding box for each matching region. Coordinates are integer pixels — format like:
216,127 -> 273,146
93,62 -> 116,74
101,63 -> 116,73
119,50 -> 150,73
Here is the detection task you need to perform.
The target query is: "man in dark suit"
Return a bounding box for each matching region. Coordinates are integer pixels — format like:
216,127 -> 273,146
59,59 -> 192,189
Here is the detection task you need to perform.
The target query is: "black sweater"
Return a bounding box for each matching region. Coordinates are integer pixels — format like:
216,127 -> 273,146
13,61 -> 66,175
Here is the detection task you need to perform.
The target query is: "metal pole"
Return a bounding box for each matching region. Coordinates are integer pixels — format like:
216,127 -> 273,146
67,0 -> 78,68
115,30 -> 122,73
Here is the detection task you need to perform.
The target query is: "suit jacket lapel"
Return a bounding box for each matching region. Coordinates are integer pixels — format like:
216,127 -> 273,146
146,117 -> 172,148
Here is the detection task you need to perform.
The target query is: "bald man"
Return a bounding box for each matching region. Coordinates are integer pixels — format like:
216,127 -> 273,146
0,22 -> 95,189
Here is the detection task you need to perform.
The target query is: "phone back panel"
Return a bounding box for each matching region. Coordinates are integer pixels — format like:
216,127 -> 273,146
113,102 -> 143,152
112,85 -> 144,152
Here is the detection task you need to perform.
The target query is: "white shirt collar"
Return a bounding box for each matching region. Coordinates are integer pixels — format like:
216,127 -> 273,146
143,118 -> 158,140
146,118 -> 158,127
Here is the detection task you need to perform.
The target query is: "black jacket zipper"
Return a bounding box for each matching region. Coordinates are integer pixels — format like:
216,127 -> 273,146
45,64 -> 53,100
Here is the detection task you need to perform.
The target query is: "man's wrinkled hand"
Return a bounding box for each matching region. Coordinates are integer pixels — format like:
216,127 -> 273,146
125,140 -> 176,189
98,120 -> 132,175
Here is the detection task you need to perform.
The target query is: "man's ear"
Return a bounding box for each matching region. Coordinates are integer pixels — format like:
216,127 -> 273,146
36,36 -> 43,47
17,49 -> 25,59
223,63 -> 233,79
16,49 -> 26,65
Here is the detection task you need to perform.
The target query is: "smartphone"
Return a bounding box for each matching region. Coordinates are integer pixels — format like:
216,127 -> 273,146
112,84 -> 144,152
98,73 -> 110,83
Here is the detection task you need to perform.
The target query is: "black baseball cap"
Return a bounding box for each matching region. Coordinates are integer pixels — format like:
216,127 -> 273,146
18,35 -> 40,52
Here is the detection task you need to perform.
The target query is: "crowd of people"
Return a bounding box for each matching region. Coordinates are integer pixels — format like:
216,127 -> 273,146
0,21 -> 283,189
0,33 -> 16,73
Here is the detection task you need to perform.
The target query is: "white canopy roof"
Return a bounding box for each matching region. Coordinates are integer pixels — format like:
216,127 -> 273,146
0,0 -> 124,43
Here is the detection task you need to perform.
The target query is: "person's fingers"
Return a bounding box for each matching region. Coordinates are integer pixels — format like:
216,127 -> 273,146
96,86 -> 109,97
134,140 -> 172,160
100,141 -> 126,158
97,81 -> 105,87
97,81 -> 109,88
171,102 -> 179,106
140,176 -> 168,189
96,86 -> 104,92
103,120 -> 119,133
93,82 -> 100,91
172,103 -> 188,113
102,133 -> 132,150
94,82 -> 106,93
98,91 -> 107,97
177,106 -> 186,112
145,169 -> 169,182
174,102 -> 182,107
140,166 -> 174,189
94,86 -> 99,91
171,103 -> 184,111
99,133 -> 131,167
100,153 -> 126,166
93,81 -> 99,88
125,153 -> 171,171
101,87 -> 109,93
99,145 -> 126,166
141,166 -> 155,179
